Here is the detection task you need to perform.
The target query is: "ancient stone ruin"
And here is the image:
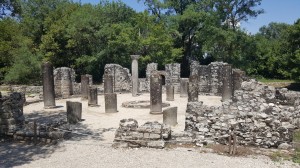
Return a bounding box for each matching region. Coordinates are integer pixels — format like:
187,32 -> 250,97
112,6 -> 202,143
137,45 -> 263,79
113,119 -> 171,148
54,67 -> 76,98
104,64 -> 131,92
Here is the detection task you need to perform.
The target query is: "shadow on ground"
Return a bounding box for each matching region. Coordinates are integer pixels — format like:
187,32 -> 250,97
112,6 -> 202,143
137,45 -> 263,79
0,109 -> 116,167
0,141 -> 62,167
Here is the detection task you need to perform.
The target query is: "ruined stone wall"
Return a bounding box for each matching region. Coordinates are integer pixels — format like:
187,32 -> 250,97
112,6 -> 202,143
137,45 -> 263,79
185,80 -> 300,149
196,62 -> 228,95
165,63 -> 181,93
54,67 -> 76,98
113,119 -> 171,148
0,92 -> 25,135
104,64 -> 131,92
0,85 -> 43,95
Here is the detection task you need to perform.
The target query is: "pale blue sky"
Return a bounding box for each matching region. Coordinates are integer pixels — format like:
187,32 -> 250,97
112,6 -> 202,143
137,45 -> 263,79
80,0 -> 300,34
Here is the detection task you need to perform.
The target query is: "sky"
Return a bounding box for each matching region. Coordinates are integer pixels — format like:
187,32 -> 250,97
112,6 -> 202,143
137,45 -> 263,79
80,0 -> 300,34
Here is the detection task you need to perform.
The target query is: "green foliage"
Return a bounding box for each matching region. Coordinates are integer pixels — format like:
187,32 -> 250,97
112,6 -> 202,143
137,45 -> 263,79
0,18 -> 22,82
1,0 -> 300,84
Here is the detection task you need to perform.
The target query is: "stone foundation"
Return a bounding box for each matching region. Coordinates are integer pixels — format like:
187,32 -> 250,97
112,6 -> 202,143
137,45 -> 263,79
185,80 -> 300,149
113,119 -> 171,148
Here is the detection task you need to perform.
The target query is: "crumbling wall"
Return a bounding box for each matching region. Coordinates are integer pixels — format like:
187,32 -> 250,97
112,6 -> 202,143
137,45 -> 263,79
195,62 -> 228,95
113,119 -> 171,148
54,67 -> 76,98
165,63 -> 181,92
185,80 -> 300,149
104,64 -> 131,92
0,92 -> 25,135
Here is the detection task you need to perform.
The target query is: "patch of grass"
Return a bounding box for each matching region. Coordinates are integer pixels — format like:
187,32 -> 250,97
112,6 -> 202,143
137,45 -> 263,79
207,144 -> 254,156
293,130 -> 300,164
269,151 -> 292,162
257,78 -> 294,83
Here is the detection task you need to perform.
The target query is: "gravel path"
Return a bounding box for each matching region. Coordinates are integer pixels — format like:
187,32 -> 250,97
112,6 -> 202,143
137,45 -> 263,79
1,140 -> 298,168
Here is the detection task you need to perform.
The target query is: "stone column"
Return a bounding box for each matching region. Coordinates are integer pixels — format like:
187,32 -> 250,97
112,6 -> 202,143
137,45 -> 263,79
60,70 -> 72,98
163,107 -> 177,126
188,75 -> 199,102
150,73 -> 162,114
166,85 -> 174,101
104,73 -> 114,94
180,79 -> 188,97
222,64 -> 233,101
66,101 -> 82,124
81,75 -> 89,100
42,62 -> 56,108
88,86 -> 98,107
131,55 -> 140,97
105,93 -> 118,113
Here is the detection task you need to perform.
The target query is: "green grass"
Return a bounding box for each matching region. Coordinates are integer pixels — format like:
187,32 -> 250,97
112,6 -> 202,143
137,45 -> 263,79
293,130 -> 300,164
257,78 -> 295,83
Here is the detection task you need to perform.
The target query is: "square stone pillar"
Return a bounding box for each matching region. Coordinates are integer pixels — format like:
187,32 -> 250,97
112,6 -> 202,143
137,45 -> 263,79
81,75 -> 90,100
88,86 -> 98,107
66,101 -> 82,124
180,79 -> 188,97
163,107 -> 177,126
166,85 -> 174,101
42,62 -> 56,108
105,93 -> 118,113
104,73 -> 114,94
131,55 -> 140,97
150,73 -> 162,114
188,75 -> 199,102
222,64 -> 233,101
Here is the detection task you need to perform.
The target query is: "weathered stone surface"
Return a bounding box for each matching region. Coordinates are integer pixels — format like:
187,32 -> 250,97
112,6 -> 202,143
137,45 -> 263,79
88,86 -> 98,106
81,75 -> 90,100
222,64 -> 233,101
185,79 -> 300,148
131,55 -> 140,97
166,85 -> 174,101
54,67 -> 75,98
114,120 -> 171,148
165,63 -> 181,92
104,64 -> 131,92
163,107 -> 177,126
103,73 -> 114,94
42,62 -> 56,108
145,63 -> 158,91
0,92 -> 25,135
180,78 -> 188,97
150,73 -> 162,114
66,101 -> 82,124
188,75 -> 198,102
105,93 -> 118,113
190,61 -> 200,76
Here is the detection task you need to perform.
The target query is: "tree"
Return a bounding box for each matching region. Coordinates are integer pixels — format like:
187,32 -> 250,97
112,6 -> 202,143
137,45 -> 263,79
215,0 -> 264,30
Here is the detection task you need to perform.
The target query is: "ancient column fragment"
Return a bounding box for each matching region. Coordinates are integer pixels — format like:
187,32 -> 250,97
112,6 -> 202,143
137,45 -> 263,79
150,73 -> 162,114
105,93 -> 118,113
222,64 -> 233,101
180,79 -> 188,97
131,55 -> 140,97
166,85 -> 174,101
88,86 -> 98,106
163,107 -> 178,126
66,101 -> 82,124
81,75 -> 90,100
104,73 -> 114,94
42,62 -> 56,108
188,75 -> 199,102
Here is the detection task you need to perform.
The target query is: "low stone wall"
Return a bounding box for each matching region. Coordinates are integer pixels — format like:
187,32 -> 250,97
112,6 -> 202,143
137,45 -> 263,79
113,119 -> 171,148
0,92 -> 70,143
185,80 -> 300,149
0,92 -> 25,135
0,85 -> 43,95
